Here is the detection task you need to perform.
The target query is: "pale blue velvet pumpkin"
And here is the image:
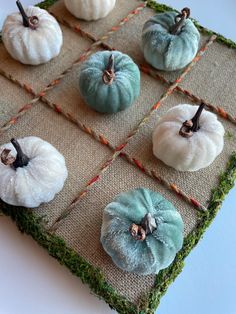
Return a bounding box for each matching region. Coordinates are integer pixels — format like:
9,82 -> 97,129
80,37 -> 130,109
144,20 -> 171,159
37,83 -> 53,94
142,9 -> 200,71
79,51 -> 140,113
101,188 -> 184,275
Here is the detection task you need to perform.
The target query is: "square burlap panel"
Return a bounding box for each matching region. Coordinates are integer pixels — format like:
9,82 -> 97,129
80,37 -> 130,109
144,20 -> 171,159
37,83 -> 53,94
0,0 -> 235,312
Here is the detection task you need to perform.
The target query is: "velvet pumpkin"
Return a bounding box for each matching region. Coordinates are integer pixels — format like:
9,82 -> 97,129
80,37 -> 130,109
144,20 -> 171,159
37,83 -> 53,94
64,0 -> 116,21
152,104 -> 225,171
142,8 -> 200,71
79,51 -> 140,113
101,188 -> 184,275
2,2 -> 63,65
0,137 -> 68,208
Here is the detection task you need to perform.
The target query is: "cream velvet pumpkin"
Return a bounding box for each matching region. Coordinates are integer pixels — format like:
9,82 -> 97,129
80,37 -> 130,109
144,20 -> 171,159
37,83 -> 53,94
2,5 -> 63,65
0,137 -> 68,208
64,0 -> 116,21
152,104 -> 225,172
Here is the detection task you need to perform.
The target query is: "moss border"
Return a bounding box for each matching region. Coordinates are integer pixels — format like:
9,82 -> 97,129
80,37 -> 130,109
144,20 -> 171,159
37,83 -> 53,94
147,0 -> 236,49
1,153 -> 236,314
0,1 -> 236,313
0,0 -> 236,49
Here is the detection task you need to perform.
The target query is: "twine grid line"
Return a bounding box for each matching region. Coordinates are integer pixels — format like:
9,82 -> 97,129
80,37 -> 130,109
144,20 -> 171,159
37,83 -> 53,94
0,1 -> 147,135
0,4 -> 215,232
0,75 -> 207,219
48,35 -> 215,232
0,65 -> 207,215
49,1 -> 147,44
140,65 -> 236,125
0,3 -> 235,312
49,5 -> 236,126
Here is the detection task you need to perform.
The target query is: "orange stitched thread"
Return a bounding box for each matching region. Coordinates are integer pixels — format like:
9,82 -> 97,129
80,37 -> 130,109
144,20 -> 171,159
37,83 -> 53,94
23,84 -> 34,94
83,125 -> 92,135
87,176 -> 100,187
217,107 -> 228,118
54,104 -> 62,113
170,184 -> 180,194
191,198 -> 201,208
78,191 -> 87,198
133,159 -> 145,172
152,102 -> 161,110
74,25 -> 80,32
38,91 -> 46,97
116,143 -> 126,151
9,117 -> 17,125
51,80 -> 60,86
18,104 -> 32,113
99,135 -> 109,145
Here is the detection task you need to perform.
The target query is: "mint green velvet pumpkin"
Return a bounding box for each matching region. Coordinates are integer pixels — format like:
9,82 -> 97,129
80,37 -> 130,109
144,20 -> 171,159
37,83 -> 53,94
79,51 -> 140,113
100,188 -> 184,275
142,9 -> 200,71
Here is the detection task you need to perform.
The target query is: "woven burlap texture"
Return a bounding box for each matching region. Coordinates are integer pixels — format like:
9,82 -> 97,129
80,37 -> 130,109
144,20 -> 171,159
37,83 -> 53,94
0,25 -> 92,93
0,0 -> 236,306
49,0 -> 144,39
0,76 -> 32,125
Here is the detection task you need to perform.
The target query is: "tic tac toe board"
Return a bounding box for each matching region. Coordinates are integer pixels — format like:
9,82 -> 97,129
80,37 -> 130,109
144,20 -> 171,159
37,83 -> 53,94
0,1 -> 236,313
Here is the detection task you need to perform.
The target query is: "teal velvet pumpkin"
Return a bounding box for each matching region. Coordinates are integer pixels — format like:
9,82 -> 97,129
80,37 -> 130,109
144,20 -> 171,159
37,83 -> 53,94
100,188 -> 184,275
79,51 -> 140,113
142,9 -> 200,71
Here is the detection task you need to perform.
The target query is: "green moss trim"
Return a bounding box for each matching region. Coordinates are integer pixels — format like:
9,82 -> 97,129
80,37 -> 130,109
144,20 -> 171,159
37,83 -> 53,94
147,0 -> 236,49
0,0 -> 236,313
140,152 -> 236,313
1,152 -> 236,314
0,0 -> 236,49
36,0 -> 58,10
0,202 -> 137,314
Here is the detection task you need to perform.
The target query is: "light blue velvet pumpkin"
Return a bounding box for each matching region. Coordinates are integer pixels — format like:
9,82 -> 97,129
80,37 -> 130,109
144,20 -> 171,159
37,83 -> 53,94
79,51 -> 140,113
142,9 -> 200,71
100,188 -> 184,275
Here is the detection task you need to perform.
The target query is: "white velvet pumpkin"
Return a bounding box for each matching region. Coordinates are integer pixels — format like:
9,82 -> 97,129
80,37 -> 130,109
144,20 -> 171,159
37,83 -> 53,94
64,0 -> 116,21
152,104 -> 225,172
2,5 -> 63,65
0,137 -> 68,208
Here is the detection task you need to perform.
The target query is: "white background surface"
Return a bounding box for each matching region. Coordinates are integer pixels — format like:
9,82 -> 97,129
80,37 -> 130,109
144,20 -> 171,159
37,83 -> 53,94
0,1 -> 236,314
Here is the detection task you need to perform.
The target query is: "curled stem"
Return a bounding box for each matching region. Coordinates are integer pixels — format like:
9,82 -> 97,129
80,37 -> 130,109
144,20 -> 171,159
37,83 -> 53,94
16,0 -> 39,30
179,103 -> 206,138
10,138 -> 30,169
129,213 -> 157,241
102,54 -> 116,85
170,7 -> 190,35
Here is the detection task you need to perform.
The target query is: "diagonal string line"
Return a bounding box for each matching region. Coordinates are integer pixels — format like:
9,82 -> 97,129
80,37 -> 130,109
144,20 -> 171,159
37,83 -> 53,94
49,7 -> 234,125
48,35 -> 215,232
119,152 -> 206,212
140,64 -> 236,125
0,16 -> 215,229
49,1 -> 147,44
46,102 -> 207,213
5,85 -> 205,217
0,2 -> 147,135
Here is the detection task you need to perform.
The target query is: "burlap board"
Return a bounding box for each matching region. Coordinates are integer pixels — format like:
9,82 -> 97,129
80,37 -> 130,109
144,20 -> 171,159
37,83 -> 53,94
0,1 -> 236,313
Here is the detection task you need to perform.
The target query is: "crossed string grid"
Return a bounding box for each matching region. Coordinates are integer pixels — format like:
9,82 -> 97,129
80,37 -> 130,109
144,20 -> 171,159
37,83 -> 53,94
0,2 -> 147,134
48,2 -> 236,127
0,1 -> 219,234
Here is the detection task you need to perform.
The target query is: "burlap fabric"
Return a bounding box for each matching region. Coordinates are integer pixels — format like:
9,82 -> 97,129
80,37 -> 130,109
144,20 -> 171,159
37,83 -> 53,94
0,0 -> 236,307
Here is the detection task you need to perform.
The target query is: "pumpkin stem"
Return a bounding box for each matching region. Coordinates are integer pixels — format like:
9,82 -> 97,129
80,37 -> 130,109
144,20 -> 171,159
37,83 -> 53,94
16,1 -> 39,30
129,213 -> 157,241
179,103 -> 206,138
10,138 -> 30,169
0,149 -> 16,166
102,54 -> 116,85
170,7 -> 190,35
